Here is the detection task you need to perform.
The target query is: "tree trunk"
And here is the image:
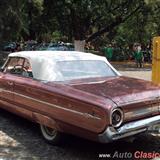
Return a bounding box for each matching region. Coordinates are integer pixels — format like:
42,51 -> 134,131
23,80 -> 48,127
74,40 -> 85,52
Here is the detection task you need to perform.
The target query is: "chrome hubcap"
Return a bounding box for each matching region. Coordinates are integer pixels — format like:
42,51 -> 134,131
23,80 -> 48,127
43,126 -> 57,137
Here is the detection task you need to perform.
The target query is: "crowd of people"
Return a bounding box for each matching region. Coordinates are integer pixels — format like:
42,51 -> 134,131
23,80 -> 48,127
103,43 -> 152,68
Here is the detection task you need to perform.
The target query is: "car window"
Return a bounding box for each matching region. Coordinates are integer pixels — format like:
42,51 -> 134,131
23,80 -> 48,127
3,57 -> 33,78
4,57 -> 24,74
23,59 -> 33,78
56,60 -> 117,81
5,57 -> 23,69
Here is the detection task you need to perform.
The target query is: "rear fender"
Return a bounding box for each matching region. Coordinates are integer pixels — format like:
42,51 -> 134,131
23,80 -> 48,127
32,112 -> 62,131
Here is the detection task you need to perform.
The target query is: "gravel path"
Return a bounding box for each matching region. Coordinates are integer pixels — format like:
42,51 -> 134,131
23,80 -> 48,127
0,66 -> 159,160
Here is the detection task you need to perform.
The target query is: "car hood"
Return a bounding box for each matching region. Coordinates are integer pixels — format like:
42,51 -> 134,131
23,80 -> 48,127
66,76 -> 160,106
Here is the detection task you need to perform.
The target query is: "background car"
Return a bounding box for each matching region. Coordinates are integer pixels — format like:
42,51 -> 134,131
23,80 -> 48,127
1,42 -> 17,52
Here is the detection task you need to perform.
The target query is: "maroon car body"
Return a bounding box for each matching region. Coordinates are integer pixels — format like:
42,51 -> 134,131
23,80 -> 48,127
0,51 -> 159,144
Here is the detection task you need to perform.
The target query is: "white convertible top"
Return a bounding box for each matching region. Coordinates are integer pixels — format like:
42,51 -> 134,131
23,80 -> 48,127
9,51 -> 107,61
8,51 -> 120,81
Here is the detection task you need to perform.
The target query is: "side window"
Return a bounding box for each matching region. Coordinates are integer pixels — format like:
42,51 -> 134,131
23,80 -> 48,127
22,59 -> 33,78
3,57 -> 33,78
4,57 -> 24,75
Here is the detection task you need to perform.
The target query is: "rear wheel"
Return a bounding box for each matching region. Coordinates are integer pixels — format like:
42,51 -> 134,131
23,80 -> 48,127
40,124 -> 62,145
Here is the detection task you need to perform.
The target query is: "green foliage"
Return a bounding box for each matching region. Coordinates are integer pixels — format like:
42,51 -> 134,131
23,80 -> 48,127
1,0 -> 160,49
0,0 -> 26,41
0,0 -> 44,42
52,31 -> 63,42
42,0 -> 144,42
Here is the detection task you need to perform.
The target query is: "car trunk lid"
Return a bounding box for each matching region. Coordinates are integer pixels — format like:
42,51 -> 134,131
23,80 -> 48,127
67,76 -> 160,106
67,76 -> 160,122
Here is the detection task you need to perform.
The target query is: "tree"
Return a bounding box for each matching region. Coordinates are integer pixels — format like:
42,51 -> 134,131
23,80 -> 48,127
42,0 -> 145,51
0,0 -> 27,42
0,0 -> 44,42
1,0 -> 160,52
26,0 -> 44,40
113,0 -> 160,48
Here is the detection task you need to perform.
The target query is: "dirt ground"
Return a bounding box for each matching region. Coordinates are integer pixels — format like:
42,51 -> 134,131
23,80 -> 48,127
0,65 -> 159,160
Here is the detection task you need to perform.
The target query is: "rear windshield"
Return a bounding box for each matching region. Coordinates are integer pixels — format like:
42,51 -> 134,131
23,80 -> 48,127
56,60 -> 117,81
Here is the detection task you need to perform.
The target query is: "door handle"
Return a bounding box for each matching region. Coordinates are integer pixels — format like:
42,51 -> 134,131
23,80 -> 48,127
7,82 -> 13,86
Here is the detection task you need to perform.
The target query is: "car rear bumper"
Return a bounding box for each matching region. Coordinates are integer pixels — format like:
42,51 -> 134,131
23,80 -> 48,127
98,115 -> 160,143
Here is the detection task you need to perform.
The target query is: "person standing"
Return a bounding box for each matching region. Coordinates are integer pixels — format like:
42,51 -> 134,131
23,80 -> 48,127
134,45 -> 143,68
104,44 -> 113,61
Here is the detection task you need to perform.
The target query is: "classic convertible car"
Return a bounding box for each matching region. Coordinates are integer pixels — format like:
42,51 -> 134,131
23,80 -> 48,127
0,51 -> 159,144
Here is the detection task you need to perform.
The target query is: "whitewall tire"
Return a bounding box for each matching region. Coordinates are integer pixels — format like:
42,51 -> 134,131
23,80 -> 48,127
40,124 -> 62,145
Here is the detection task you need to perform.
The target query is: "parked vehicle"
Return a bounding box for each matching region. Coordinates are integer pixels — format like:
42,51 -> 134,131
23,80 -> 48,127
2,42 -> 17,52
46,43 -> 68,51
0,51 -> 159,145
46,43 -> 75,51
24,40 -> 37,51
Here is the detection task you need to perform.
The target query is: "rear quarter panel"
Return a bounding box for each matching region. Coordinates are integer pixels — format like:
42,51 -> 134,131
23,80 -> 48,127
12,77 -> 110,134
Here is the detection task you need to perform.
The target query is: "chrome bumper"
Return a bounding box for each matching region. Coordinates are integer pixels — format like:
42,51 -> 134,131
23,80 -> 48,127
98,115 -> 160,143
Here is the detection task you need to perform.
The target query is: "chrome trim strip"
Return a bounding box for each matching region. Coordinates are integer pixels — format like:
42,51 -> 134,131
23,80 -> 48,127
1,89 -> 101,120
124,105 -> 160,120
119,96 -> 160,106
71,80 -> 107,85
99,115 -> 160,143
